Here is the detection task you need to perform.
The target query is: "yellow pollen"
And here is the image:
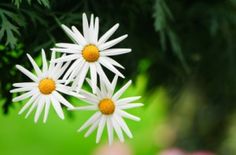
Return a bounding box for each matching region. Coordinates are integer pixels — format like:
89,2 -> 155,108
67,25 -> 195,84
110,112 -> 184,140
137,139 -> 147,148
98,98 -> 115,115
38,78 -> 56,95
82,44 -> 100,62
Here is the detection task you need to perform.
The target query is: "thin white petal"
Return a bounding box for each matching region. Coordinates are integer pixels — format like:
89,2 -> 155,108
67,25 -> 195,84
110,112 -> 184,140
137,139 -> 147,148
71,26 -> 87,46
112,80 -> 132,101
52,91 -> 74,109
96,116 -> 106,143
82,13 -> 89,40
71,105 -> 97,111
118,103 -> 144,109
56,43 -> 84,50
10,87 -> 33,93
111,116 -> 124,142
95,63 -> 112,89
78,112 -> 101,132
13,90 -> 35,102
52,54 -> 80,63
79,89 -> 100,104
99,58 -> 124,78
25,97 -> 40,118
34,97 -> 45,123
89,63 -> 97,94
50,95 -> 64,119
16,65 -> 38,82
107,117 -> 114,145
41,49 -> 48,73
94,17 -> 99,43
98,34 -> 128,51
72,63 -> 89,90
56,84 -> 84,99
13,82 -> 37,88
102,57 -> 124,69
114,114 -> 133,138
100,48 -> 131,56
84,119 -> 100,137
18,94 -> 39,115
27,54 -> 42,76
117,96 -> 141,105
63,58 -> 83,81
86,78 -> 103,98
117,109 -> 140,121
61,24 -> 81,44
107,75 -> 118,98
43,96 -> 50,123
98,23 -> 119,45
51,48 -> 80,54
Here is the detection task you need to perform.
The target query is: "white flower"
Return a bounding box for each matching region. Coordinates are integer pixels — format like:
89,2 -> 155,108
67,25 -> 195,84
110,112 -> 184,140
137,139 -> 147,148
51,13 -> 131,93
71,76 -> 143,144
11,50 -> 83,123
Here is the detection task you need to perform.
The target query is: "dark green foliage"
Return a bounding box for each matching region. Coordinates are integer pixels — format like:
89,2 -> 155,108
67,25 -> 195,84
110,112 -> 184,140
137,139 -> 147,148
1,0 -> 236,153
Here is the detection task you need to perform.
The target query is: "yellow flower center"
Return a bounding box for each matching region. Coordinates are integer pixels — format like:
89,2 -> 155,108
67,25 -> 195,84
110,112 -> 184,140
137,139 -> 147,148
98,98 -> 115,115
82,44 -> 100,62
38,78 -> 56,95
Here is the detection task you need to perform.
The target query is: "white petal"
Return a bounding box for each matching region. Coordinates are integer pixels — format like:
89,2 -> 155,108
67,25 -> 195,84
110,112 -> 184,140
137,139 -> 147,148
94,17 -> 99,43
52,91 -> 74,109
71,26 -> 87,46
111,116 -> 124,142
53,62 -> 70,80
79,89 -> 100,104
89,63 -> 97,94
41,49 -> 48,73
84,119 -> 100,137
100,48 -> 131,56
78,112 -> 101,132
95,63 -> 112,89
51,48 -> 80,54
27,54 -> 42,76
34,97 -> 45,123
118,103 -> 144,109
107,75 -> 118,98
82,13 -> 89,40
13,90 -> 35,102
50,95 -> 64,120
99,57 -> 124,78
52,54 -> 80,63
107,117 -> 114,145
56,84 -> 84,99
85,78 -> 103,98
48,51 -> 56,73
18,93 -> 39,115
117,109 -> 140,121
114,114 -> 133,138
98,34 -> 128,51
96,115 -> 106,143
72,63 -> 89,91
89,14 -> 95,43
43,96 -> 50,123
98,23 -> 119,45
61,24 -> 81,44
102,57 -> 124,69
71,105 -> 97,111
56,43 -> 84,50
25,97 -> 40,118
16,65 -> 38,82
13,82 -> 37,88
63,58 -> 83,81
112,80 -> 132,101
117,96 -> 141,105
10,87 -> 33,93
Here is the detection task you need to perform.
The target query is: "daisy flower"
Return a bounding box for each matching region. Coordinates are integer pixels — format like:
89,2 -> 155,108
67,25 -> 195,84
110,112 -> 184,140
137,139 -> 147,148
71,76 -> 143,144
11,50 -> 82,123
51,13 -> 131,93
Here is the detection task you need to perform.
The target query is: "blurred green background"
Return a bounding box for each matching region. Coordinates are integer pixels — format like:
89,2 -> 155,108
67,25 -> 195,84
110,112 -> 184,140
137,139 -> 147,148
1,0 -> 236,154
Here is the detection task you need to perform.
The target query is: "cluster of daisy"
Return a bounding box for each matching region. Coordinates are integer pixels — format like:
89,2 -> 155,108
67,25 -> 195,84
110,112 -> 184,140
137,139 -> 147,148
11,13 -> 143,144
